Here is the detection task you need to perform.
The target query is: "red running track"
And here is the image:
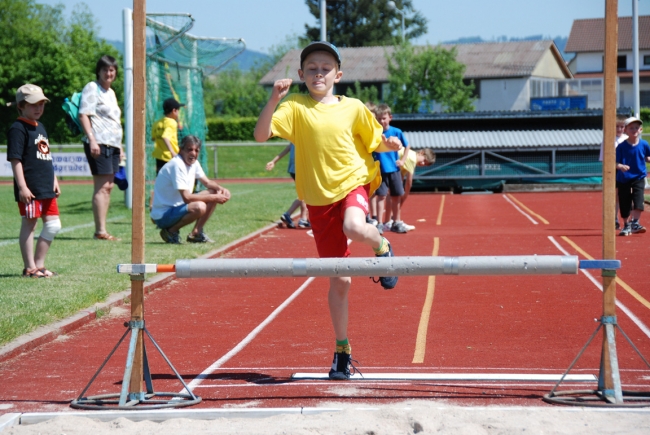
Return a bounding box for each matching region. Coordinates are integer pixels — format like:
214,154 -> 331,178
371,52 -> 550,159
0,191 -> 649,412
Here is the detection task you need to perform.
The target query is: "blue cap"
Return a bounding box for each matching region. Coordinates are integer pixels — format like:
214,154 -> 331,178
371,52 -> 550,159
300,41 -> 342,67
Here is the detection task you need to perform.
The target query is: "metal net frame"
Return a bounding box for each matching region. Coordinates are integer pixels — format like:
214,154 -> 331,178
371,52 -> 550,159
145,13 -> 245,192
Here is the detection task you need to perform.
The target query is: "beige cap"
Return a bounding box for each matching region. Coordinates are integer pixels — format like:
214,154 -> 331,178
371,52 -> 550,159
624,116 -> 643,127
16,84 -> 50,104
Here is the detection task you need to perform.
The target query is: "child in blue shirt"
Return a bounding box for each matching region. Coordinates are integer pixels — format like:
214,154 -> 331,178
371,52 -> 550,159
373,104 -> 410,233
616,117 -> 650,236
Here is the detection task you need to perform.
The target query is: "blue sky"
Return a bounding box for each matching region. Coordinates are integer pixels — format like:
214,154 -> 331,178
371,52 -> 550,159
37,0 -> 650,54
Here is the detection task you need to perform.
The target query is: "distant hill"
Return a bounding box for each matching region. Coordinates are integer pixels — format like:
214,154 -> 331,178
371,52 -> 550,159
222,49 -> 271,71
105,39 -> 270,72
443,35 -> 572,62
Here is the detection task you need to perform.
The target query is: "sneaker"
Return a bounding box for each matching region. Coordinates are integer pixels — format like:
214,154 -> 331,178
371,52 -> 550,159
186,232 -> 214,243
385,219 -> 394,228
391,221 -> 408,233
378,223 -> 391,232
402,222 -> 416,231
619,223 -> 632,237
615,220 -> 620,230
280,212 -> 295,229
328,352 -> 361,380
160,228 -> 181,244
630,221 -> 646,234
367,217 -> 378,226
298,219 -> 311,228
374,238 -> 398,289
376,224 -> 383,235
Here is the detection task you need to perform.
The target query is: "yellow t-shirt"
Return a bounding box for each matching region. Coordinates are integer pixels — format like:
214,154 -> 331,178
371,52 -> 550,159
271,94 -> 383,206
151,116 -> 179,162
399,148 -> 417,176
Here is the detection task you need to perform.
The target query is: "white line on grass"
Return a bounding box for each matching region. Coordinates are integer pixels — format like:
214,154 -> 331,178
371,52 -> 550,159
548,235 -> 650,339
183,277 -> 316,392
502,194 -> 538,224
0,216 -> 126,247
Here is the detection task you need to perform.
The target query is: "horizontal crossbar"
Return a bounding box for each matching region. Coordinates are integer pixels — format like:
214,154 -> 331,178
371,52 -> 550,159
170,255 -> 579,278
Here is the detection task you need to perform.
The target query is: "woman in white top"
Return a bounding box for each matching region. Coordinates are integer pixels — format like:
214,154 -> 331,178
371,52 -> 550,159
79,55 -> 123,241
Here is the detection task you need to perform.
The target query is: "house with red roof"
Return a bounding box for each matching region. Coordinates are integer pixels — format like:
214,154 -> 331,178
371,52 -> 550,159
565,15 -> 650,108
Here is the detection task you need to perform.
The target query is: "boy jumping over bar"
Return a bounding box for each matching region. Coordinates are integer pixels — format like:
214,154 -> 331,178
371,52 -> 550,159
254,41 -> 402,380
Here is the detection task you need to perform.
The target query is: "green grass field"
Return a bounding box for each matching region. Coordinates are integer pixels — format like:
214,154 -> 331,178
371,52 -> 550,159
0,181 -> 296,346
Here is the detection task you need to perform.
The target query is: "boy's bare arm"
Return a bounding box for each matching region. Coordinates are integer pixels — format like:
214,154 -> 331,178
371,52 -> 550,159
254,79 -> 292,142
163,137 -> 176,157
396,144 -> 410,168
266,143 -> 292,170
9,160 -> 35,204
375,134 -> 403,153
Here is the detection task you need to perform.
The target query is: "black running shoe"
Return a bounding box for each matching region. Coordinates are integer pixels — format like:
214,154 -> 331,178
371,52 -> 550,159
328,352 -> 362,380
280,212 -> 295,229
374,239 -> 398,289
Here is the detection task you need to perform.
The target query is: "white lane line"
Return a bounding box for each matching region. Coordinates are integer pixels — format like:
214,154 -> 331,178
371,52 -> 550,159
502,194 -> 538,224
0,216 -> 125,247
291,373 -> 596,381
548,236 -> 650,339
184,277 -> 316,392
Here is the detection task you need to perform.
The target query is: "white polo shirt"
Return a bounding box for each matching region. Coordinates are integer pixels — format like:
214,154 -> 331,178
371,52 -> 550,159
150,155 -> 205,220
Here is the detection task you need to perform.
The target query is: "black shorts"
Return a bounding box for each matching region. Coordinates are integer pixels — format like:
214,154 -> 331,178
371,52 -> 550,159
375,171 -> 405,197
156,158 -> 167,174
616,178 -> 647,217
84,142 -> 120,176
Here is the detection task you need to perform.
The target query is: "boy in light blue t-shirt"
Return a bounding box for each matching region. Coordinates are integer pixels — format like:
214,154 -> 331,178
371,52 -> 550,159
372,104 -> 410,233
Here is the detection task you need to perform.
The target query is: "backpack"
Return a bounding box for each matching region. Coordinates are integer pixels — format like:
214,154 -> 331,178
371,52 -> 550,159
61,92 -> 83,136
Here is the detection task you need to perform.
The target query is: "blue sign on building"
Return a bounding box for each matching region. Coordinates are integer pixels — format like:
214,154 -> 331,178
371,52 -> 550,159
530,96 -> 588,111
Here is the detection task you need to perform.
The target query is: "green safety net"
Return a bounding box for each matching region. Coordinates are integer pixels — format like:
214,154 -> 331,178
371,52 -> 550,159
145,13 -> 245,193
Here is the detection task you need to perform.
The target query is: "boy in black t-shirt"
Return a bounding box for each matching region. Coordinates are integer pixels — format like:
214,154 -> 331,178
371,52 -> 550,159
7,84 -> 62,277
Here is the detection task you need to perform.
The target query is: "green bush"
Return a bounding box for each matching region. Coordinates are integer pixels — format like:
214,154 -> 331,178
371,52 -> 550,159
640,107 -> 650,125
206,117 -> 258,141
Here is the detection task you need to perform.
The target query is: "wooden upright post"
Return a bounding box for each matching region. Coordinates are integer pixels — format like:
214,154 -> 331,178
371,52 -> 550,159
129,0 -> 147,396
600,0 -> 621,402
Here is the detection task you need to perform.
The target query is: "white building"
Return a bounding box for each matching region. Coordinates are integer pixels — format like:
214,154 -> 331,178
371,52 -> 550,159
565,15 -> 650,108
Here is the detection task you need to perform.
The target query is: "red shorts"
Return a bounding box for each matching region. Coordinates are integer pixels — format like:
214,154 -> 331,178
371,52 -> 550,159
307,184 -> 370,258
18,198 -> 59,219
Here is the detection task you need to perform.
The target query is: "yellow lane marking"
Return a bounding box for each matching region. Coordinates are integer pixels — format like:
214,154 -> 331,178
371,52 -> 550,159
506,194 -> 550,224
436,195 -> 445,226
561,236 -> 650,310
412,237 -> 440,364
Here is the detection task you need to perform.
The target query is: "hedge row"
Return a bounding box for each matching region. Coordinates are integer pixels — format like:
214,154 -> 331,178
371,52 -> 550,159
206,117 -> 258,142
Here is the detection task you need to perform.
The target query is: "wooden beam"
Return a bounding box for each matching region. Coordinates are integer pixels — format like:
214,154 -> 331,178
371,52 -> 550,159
129,0 -> 146,396
601,0 -> 618,398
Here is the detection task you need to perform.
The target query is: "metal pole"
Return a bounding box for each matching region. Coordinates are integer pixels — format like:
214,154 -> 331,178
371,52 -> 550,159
633,0 -> 640,117
123,8 -> 134,209
320,0 -> 326,41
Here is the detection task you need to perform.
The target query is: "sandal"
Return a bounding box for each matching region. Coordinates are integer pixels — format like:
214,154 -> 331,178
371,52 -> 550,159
94,232 -> 120,241
22,268 -> 47,278
39,268 -> 58,277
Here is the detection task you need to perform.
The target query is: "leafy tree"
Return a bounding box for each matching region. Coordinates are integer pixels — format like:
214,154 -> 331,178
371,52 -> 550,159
302,0 -> 427,47
0,0 -> 121,143
345,81 -> 379,104
386,42 -> 475,113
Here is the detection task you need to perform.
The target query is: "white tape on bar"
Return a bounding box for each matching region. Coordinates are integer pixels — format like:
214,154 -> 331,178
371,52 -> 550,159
117,264 -> 158,274
174,255 -> 578,279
